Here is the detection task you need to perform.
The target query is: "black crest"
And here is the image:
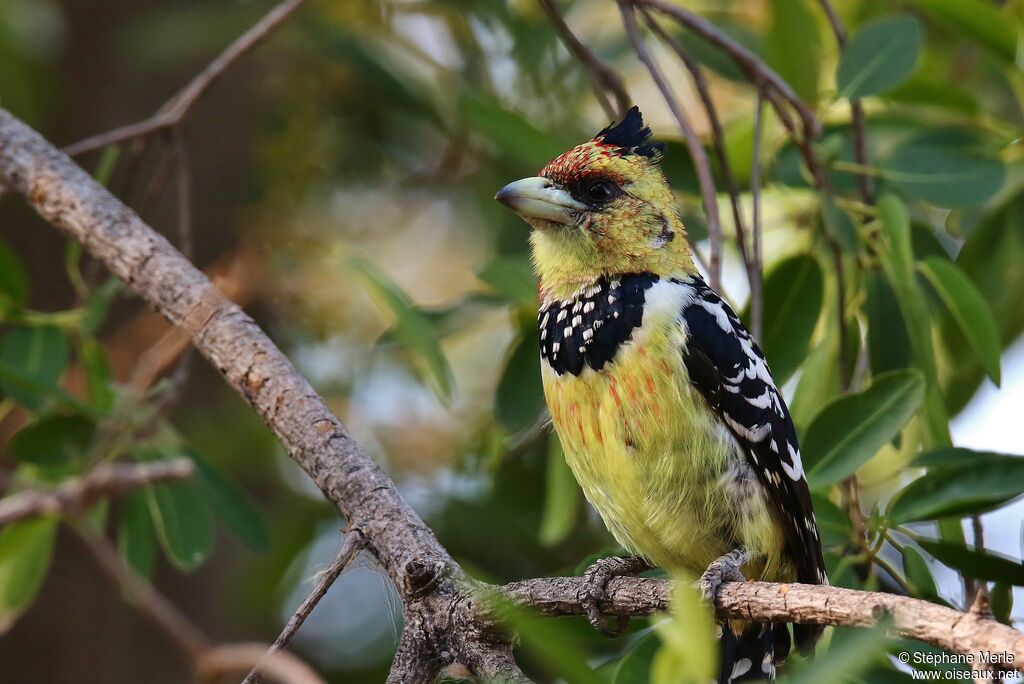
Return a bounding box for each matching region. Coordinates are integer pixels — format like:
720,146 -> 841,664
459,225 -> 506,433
595,106 -> 666,158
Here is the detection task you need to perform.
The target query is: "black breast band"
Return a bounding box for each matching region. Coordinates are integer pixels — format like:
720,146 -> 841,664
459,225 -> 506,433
538,273 -> 659,376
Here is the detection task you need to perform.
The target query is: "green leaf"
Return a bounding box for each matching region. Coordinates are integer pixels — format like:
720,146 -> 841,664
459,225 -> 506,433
477,255 -> 536,305
539,438 -> 579,547
790,335 -> 840,431
460,94 -> 568,169
876,195 -> 947,455
92,145 -> 121,186
804,370 -> 925,488
811,492 -> 853,550
821,195 -> 859,253
189,450 -> 269,555
347,254 -> 453,402
495,332 -> 544,434
10,412 -> 95,468
992,581 -> 1013,625
0,326 -> 72,410
837,15 -> 922,99
900,545 -> 939,602
82,278 -> 123,336
0,236 -> 28,310
889,450 -> 1024,522
145,459 -> 213,572
652,581 -> 717,684
785,624 -> 890,684
881,136 -> 1005,208
941,194 -> 1024,414
752,253 -> 823,384
905,0 -> 1017,63
864,271 -> 910,376
0,517 -> 57,633
914,537 -> 1024,584
612,631 -> 659,684
917,258 -> 1001,384
80,337 -> 115,414
765,0 -> 822,104
118,491 -> 156,579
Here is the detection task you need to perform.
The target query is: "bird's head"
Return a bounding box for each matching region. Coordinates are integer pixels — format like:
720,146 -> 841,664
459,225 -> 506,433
495,106 -> 694,299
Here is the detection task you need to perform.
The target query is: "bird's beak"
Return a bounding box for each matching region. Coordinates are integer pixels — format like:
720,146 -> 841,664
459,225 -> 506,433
494,177 -> 586,226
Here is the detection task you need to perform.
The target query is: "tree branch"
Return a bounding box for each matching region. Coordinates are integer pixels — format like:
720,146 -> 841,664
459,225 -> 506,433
501,577 -> 1024,673
0,106 -> 524,681
62,0 -> 310,157
0,459 -> 194,526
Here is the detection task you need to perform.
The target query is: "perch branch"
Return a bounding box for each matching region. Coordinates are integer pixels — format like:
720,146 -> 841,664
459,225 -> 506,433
501,577 -> 1024,673
0,459 -> 194,526
63,0 -> 310,157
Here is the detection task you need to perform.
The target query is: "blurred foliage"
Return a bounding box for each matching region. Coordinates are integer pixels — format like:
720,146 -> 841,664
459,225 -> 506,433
1,0 -> 1024,682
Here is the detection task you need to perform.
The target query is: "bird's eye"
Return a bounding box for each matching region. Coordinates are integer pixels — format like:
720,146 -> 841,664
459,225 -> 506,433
585,179 -> 616,203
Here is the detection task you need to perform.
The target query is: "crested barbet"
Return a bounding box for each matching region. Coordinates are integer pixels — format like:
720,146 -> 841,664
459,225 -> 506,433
495,107 -> 826,683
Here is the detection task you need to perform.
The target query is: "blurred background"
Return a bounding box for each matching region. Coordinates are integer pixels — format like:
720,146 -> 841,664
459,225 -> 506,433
0,0 -> 1022,682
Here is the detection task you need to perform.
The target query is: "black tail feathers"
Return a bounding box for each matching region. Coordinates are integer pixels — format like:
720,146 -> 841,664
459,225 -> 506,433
718,622 -> 789,683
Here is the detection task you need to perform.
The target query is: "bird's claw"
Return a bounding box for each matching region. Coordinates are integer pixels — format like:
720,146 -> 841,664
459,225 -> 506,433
580,555 -> 650,638
698,546 -> 749,603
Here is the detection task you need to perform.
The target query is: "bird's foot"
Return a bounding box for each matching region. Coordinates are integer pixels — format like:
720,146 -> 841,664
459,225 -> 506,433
580,555 -> 651,638
698,546 -> 749,603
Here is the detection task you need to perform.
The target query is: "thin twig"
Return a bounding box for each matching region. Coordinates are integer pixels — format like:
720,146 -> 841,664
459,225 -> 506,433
77,525 -> 210,659
243,530 -> 366,684
619,1 -> 723,290
200,644 -> 325,684
640,10 -> 753,277
0,459 -> 194,526
634,0 -> 820,140
749,91 -> 765,340
817,0 -> 874,205
171,127 -> 193,260
78,526 -> 324,684
63,0 -> 310,157
538,0 -> 631,120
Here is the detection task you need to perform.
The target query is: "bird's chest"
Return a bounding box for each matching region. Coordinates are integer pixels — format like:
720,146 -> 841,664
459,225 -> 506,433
539,277 -> 744,568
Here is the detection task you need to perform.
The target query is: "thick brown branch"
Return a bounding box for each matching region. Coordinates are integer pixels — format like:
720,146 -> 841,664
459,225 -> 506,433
0,459 -> 194,526
0,107 -> 523,681
502,577 -> 1024,673
63,0 -> 309,156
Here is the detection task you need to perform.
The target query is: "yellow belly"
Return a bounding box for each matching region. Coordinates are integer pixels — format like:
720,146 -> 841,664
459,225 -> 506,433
542,321 -> 791,581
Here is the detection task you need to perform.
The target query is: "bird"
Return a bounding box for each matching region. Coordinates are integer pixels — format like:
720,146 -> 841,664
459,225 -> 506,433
494,106 -> 826,683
